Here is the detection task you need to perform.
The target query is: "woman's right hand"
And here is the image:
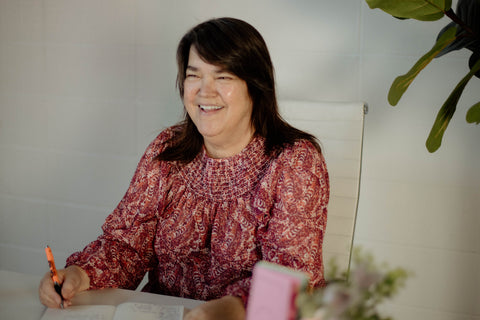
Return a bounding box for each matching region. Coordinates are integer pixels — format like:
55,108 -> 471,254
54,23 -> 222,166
38,265 -> 90,308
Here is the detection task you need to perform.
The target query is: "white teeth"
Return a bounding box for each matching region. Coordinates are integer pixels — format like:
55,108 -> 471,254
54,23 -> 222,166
199,105 -> 222,111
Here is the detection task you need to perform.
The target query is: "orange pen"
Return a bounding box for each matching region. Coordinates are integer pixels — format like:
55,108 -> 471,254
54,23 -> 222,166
45,245 -> 64,308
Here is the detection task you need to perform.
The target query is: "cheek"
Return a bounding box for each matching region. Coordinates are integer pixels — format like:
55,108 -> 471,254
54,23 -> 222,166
183,93 -> 196,115
222,83 -> 250,105
183,82 -> 197,101
221,86 -> 235,100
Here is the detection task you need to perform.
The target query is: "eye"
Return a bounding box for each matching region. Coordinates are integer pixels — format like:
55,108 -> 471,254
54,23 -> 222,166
217,74 -> 235,80
185,73 -> 199,79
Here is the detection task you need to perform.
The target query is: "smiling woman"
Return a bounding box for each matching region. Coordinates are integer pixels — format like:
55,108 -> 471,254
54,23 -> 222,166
183,47 -> 254,159
39,17 -> 330,320
159,17 -> 323,163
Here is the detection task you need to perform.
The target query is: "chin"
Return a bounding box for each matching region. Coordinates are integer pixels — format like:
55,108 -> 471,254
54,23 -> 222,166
195,125 -> 222,137
199,132 -> 221,140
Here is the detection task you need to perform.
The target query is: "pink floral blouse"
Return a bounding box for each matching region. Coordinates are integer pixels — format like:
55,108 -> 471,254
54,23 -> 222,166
67,127 -> 329,305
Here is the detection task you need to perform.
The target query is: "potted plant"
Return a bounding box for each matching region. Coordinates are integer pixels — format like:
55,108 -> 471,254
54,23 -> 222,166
297,248 -> 409,320
365,0 -> 480,152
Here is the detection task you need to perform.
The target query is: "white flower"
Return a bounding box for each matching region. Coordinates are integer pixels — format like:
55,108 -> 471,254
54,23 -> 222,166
301,307 -> 327,320
322,283 -> 360,316
350,263 -> 382,291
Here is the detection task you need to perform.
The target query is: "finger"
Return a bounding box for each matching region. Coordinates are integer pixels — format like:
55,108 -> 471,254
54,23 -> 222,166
60,281 -> 76,301
38,272 -> 63,308
184,307 -> 207,320
56,268 -> 66,284
59,267 -> 83,301
59,277 -> 76,300
63,299 -> 73,308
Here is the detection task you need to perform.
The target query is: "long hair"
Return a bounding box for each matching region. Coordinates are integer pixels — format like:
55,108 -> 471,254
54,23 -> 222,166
158,17 -> 320,163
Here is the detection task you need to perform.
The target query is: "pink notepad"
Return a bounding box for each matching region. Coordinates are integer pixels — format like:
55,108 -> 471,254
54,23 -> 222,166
246,261 -> 309,320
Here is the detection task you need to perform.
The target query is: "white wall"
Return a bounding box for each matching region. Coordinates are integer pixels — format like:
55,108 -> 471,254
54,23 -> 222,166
1,0 -> 479,319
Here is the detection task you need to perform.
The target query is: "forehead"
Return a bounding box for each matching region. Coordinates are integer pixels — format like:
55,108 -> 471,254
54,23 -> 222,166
187,47 -> 228,72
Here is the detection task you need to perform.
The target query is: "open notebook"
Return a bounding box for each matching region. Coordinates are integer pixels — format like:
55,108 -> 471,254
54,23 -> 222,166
41,302 -> 183,320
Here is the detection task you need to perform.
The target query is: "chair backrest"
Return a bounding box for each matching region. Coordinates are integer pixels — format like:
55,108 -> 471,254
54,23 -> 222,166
279,100 -> 366,280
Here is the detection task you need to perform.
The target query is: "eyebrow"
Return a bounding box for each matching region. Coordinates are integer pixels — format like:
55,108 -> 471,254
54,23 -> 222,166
186,65 -> 232,74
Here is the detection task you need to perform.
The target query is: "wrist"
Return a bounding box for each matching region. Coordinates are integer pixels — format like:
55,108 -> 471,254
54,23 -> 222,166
67,265 -> 90,291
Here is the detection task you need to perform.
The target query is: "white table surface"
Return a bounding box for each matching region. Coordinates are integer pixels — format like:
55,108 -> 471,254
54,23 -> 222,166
0,270 -> 204,320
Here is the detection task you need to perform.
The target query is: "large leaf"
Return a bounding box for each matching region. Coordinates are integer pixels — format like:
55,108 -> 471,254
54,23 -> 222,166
388,25 -> 458,106
436,0 -> 480,57
469,52 -> 480,78
366,0 -> 452,21
457,0 -> 480,36
426,58 -> 480,152
436,23 -> 478,57
457,0 -> 480,54
466,102 -> 480,123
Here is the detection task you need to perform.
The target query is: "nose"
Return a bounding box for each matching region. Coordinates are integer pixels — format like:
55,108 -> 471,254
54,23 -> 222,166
199,77 -> 216,97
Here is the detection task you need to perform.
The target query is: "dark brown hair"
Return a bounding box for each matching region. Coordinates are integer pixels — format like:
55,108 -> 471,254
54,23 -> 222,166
158,17 -> 320,163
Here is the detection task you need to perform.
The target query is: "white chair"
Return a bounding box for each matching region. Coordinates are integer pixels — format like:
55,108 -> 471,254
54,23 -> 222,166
279,100 -> 367,281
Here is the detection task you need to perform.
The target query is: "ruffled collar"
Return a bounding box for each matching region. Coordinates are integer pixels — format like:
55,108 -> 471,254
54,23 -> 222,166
179,135 -> 271,200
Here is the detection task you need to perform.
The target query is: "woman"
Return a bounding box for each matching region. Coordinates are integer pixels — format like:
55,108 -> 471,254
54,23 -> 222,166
39,17 -> 329,320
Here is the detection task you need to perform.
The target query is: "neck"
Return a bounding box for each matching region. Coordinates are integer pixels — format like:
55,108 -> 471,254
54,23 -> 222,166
203,130 -> 254,159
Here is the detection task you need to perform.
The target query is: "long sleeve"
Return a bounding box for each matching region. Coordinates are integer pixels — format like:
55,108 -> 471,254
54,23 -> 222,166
66,131 -> 172,290
218,140 -> 329,306
258,140 -> 329,289
65,132 -> 329,304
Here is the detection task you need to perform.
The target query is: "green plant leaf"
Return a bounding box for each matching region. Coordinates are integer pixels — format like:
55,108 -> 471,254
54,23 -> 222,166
466,102 -> 480,124
437,0 -> 480,58
426,58 -> 480,152
388,25 -> 458,106
457,0 -> 480,38
365,0 -> 452,21
436,23 -> 477,57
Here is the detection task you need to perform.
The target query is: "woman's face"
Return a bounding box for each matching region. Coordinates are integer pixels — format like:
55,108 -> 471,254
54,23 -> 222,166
183,47 -> 254,157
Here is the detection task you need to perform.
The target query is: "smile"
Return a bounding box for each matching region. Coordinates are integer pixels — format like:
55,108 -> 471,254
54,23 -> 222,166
199,105 -> 223,111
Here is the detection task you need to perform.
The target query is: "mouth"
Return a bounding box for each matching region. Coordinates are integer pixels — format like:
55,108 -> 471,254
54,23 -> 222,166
199,105 -> 223,111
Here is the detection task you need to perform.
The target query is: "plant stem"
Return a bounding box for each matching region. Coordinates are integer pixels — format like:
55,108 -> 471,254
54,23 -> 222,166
444,8 -> 477,38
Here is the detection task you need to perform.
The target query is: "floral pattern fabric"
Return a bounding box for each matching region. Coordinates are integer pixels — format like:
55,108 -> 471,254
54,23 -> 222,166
67,127 -> 329,305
